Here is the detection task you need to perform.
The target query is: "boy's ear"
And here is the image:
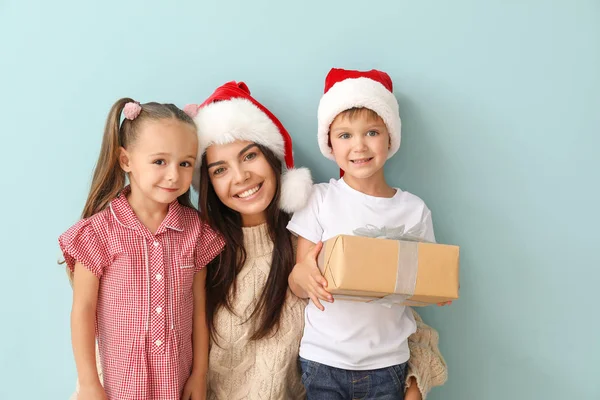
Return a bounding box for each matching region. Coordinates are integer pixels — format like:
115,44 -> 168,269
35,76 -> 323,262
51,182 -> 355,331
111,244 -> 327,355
119,147 -> 131,172
328,132 -> 335,154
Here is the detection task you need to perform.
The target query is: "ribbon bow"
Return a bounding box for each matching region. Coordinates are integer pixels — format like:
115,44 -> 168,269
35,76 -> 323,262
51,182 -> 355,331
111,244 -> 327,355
352,223 -> 431,243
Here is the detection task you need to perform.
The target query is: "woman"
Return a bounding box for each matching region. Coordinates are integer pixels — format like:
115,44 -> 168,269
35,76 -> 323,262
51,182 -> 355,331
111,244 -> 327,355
189,81 -> 448,400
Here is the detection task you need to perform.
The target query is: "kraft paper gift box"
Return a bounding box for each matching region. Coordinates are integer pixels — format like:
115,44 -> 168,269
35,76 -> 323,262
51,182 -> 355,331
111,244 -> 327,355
317,226 -> 460,306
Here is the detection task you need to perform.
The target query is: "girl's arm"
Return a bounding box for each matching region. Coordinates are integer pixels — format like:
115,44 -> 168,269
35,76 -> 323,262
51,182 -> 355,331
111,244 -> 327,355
71,262 -> 105,396
182,268 -> 209,399
191,268 -> 209,376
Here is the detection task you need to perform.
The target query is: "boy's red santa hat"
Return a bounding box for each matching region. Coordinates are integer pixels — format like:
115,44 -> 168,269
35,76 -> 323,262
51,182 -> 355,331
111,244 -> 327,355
317,68 -> 402,160
185,81 -> 312,213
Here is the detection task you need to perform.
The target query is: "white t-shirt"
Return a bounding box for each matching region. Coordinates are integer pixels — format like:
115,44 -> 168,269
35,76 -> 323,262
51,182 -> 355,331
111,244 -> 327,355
287,178 -> 436,370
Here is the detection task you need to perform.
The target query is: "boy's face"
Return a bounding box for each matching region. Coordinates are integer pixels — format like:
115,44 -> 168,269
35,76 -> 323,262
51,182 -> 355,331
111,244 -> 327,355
329,109 -> 390,180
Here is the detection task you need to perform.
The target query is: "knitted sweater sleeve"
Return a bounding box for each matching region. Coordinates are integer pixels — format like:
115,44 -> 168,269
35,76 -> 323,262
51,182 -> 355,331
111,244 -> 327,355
405,308 -> 448,399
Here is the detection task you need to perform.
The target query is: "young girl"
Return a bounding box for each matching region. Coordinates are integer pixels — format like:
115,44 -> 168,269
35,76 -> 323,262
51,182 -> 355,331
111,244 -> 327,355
59,98 -> 224,400
186,81 -> 446,400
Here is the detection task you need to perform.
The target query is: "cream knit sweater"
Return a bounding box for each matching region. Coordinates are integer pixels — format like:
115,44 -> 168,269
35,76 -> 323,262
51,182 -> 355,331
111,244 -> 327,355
207,223 -> 306,400
70,223 -> 447,399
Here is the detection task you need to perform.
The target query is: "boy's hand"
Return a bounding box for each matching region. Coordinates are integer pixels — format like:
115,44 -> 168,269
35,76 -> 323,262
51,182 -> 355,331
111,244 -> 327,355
437,283 -> 458,306
78,382 -> 107,400
289,241 -> 333,311
181,371 -> 207,400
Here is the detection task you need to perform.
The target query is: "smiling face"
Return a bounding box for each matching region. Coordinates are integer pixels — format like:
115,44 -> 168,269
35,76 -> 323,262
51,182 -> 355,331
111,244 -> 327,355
119,118 -> 198,206
204,140 -> 277,226
328,108 -> 391,183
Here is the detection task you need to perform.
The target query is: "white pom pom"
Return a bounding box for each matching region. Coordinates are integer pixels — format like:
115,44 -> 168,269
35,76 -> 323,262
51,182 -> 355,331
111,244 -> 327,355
279,167 -> 313,213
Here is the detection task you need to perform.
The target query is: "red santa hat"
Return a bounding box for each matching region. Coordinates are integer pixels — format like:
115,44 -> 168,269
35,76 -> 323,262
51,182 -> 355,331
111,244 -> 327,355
317,68 -> 401,160
185,81 -> 312,213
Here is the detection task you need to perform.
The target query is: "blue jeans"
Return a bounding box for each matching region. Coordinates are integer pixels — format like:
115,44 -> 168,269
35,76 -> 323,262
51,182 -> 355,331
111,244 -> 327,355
299,357 -> 407,400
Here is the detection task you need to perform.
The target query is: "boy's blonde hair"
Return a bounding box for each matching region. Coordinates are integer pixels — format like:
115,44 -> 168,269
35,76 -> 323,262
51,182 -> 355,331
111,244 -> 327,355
327,107 -> 384,148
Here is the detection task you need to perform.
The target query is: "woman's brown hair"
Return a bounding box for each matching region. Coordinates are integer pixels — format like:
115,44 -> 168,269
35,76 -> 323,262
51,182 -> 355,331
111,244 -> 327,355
198,144 -> 295,342
81,98 -> 196,219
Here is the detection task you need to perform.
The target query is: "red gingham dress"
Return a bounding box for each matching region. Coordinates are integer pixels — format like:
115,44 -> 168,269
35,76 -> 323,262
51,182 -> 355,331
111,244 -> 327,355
59,187 -> 225,400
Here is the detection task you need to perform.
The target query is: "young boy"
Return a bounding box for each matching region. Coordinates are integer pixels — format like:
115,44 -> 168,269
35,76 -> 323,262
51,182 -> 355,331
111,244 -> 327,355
288,68 -> 437,399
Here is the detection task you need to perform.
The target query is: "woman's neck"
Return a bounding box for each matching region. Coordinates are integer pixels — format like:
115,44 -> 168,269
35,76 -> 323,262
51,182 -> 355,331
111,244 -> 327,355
241,211 -> 267,227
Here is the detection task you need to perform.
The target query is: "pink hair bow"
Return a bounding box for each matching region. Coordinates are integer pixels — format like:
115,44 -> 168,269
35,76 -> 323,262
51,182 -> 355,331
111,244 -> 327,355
183,104 -> 200,118
123,102 -> 142,120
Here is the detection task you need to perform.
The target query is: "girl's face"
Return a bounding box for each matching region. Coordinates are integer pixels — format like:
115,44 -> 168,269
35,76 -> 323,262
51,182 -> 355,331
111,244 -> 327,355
119,118 -> 198,206
205,140 -> 276,227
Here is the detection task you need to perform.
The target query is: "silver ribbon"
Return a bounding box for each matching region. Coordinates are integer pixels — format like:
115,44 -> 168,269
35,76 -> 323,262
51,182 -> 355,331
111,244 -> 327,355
351,223 -> 430,307
352,223 -> 432,243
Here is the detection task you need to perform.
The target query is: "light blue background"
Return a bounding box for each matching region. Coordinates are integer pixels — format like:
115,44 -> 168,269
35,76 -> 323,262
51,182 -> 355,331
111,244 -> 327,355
1,1 -> 598,398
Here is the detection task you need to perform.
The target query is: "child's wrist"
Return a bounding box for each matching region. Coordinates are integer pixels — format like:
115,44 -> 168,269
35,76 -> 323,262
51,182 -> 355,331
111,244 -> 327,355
78,373 -> 102,387
190,368 -> 208,378
288,272 -> 305,298
290,281 -> 308,299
